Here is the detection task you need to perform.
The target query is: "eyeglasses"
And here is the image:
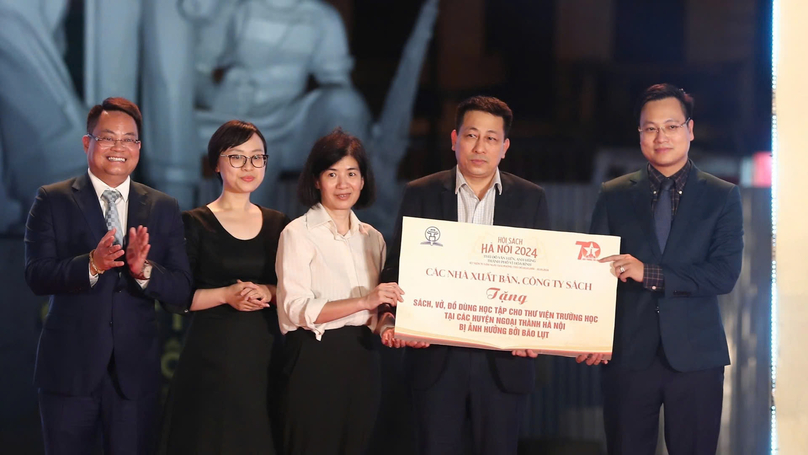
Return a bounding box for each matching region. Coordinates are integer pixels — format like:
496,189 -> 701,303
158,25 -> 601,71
220,154 -> 269,168
638,118 -> 691,137
86,134 -> 141,148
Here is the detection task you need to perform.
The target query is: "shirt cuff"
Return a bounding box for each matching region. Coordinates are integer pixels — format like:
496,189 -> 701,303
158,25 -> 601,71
376,313 -> 395,336
135,262 -> 152,289
643,264 -> 664,291
368,311 -> 379,334
89,267 -> 99,287
301,298 -> 330,340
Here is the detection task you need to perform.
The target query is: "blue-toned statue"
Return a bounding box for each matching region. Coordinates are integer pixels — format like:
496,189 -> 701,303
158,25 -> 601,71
0,0 -> 439,235
0,0 -> 88,231
192,0 -> 439,233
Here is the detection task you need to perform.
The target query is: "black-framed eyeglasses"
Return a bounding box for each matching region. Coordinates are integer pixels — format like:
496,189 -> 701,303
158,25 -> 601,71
220,154 -> 269,168
86,134 -> 141,148
638,118 -> 691,137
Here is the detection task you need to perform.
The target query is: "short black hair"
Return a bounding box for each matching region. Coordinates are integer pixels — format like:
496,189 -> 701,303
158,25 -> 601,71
455,96 -> 513,138
207,120 -> 267,178
87,97 -> 142,136
298,128 -> 375,209
635,83 -> 694,124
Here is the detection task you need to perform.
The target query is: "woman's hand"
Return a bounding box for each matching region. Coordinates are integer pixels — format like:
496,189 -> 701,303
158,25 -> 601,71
381,327 -> 407,348
225,280 -> 269,311
241,283 -> 275,305
360,282 -> 405,311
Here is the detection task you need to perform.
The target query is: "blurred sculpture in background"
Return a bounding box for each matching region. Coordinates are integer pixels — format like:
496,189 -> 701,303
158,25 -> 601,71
88,0 -> 199,210
193,0 -> 371,208
0,0 -> 439,234
193,0 -> 439,233
0,0 -> 88,231
141,0 -> 200,210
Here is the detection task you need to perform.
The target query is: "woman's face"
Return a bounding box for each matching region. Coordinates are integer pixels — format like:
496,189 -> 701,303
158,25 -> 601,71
217,133 -> 267,194
316,155 -> 364,211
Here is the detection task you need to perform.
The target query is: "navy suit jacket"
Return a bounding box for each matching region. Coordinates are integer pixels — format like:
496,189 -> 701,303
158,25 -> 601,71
589,164 -> 743,372
24,173 -> 192,399
381,168 -> 550,394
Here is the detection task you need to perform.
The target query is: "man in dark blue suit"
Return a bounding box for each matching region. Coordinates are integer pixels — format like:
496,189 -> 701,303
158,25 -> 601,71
578,84 -> 744,455
379,96 -> 550,455
24,97 -> 192,454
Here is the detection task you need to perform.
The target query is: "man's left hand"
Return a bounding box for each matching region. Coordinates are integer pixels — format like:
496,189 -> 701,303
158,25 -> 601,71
512,349 -> 539,358
126,225 -> 151,278
575,353 -> 609,366
600,254 -> 644,283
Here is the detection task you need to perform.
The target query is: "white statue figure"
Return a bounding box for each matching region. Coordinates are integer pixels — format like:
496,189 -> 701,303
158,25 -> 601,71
139,0 -> 200,209
0,0 -> 438,233
195,0 -> 439,231
0,0 -> 88,231
194,0 -> 371,207
84,0 -> 140,103
86,0 -> 200,209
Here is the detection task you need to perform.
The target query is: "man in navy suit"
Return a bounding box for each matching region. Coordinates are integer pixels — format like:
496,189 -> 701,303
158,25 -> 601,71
24,97 -> 192,454
379,96 -> 550,455
577,84 -> 744,455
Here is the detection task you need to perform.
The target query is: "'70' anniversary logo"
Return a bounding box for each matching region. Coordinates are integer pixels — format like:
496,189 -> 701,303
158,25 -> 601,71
575,241 -> 601,260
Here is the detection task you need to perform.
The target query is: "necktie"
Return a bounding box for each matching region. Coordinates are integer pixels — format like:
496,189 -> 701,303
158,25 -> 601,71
101,189 -> 124,245
654,178 -> 673,253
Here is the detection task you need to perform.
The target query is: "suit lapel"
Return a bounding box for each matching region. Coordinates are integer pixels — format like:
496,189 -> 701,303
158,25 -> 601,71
72,173 -> 107,246
127,182 -> 150,239
663,166 -> 705,259
628,168 -> 662,258
440,168 -> 459,222
493,173 -> 512,226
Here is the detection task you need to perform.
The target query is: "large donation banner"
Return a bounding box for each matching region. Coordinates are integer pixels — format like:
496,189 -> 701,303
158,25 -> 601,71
395,217 -> 621,358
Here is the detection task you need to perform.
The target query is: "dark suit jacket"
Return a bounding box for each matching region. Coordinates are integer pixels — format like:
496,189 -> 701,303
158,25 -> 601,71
25,173 -> 192,399
589,164 -> 743,372
381,168 -> 550,394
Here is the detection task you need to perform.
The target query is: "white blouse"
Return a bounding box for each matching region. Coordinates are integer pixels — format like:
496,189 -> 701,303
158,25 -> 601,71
275,203 -> 386,340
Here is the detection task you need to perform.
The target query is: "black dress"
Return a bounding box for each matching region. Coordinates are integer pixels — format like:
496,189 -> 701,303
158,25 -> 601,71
159,206 -> 289,455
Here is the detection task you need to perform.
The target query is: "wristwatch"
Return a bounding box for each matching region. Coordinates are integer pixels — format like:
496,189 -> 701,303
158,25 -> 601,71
132,260 -> 152,281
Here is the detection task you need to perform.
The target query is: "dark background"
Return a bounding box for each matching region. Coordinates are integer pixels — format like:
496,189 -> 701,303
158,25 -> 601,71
0,0 -> 774,454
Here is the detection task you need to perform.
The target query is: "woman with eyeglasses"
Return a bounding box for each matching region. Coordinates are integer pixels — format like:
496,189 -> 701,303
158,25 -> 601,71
275,128 -> 404,455
159,120 -> 289,455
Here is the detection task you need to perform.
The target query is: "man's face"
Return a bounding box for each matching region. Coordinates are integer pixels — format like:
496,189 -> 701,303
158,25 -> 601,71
83,110 -> 140,187
639,97 -> 694,176
451,110 -> 510,182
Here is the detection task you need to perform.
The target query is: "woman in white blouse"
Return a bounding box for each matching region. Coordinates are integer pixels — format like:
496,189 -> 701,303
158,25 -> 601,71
275,128 -> 404,455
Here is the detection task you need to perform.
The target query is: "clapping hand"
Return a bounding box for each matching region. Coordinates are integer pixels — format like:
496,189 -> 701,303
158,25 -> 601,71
92,229 -> 125,273
126,225 -> 151,278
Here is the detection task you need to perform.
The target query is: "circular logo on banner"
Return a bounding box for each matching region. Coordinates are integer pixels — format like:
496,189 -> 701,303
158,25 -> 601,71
422,226 -> 442,246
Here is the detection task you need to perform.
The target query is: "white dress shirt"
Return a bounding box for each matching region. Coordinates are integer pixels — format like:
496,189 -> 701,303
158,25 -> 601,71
276,203 -> 386,341
87,170 -> 148,288
456,166 -> 501,225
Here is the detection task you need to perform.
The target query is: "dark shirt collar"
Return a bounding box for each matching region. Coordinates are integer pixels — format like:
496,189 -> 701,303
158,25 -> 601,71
648,160 -> 692,193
